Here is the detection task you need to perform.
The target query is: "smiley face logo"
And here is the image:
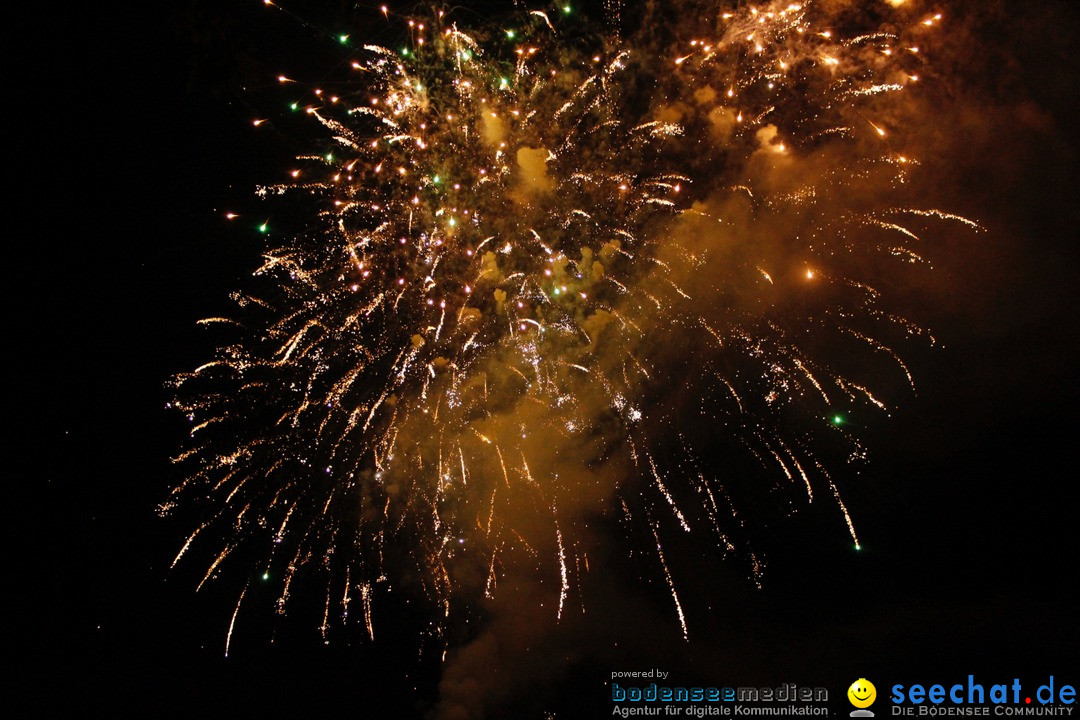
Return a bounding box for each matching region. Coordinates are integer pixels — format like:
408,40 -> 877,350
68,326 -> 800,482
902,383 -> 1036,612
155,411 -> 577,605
848,679 -> 877,709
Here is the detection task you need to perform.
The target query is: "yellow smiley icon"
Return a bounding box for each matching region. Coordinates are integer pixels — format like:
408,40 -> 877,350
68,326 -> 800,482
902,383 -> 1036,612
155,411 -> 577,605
848,679 -> 877,708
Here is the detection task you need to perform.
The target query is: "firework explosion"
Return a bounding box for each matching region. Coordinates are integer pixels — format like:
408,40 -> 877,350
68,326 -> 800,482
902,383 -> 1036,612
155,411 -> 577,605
166,0 -> 979,654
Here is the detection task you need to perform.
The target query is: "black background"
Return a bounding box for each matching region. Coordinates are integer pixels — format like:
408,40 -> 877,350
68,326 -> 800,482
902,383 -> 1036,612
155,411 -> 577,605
26,0 -> 1078,716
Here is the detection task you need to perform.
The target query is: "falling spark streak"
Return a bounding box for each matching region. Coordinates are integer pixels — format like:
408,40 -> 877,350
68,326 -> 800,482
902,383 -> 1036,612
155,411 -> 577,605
225,582 -> 249,658
841,327 -> 916,389
870,220 -> 921,242
894,208 -> 984,231
817,462 -> 859,549
648,455 -> 691,532
779,441 -> 814,501
485,545 -> 500,598
649,517 -> 688,641
361,583 -> 374,640
197,545 -> 234,592
841,379 -> 888,412
555,518 -> 569,620
792,357 -> 829,404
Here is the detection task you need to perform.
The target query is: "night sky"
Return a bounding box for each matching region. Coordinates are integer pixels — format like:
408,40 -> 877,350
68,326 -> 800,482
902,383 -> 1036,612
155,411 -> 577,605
27,0 -> 1078,716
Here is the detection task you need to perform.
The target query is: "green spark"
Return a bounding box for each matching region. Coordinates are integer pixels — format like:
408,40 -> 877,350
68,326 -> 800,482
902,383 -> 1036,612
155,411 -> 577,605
338,34 -> 349,44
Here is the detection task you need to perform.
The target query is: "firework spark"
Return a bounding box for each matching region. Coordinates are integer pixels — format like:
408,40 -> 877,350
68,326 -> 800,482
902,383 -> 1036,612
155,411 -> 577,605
166,0 -> 979,650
